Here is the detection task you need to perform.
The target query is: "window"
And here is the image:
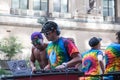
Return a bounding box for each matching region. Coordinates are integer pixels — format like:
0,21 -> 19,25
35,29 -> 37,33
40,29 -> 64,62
103,0 -> 114,16
33,0 -> 48,11
33,0 -> 40,10
54,0 -> 68,13
11,0 -> 28,9
41,0 -> 48,11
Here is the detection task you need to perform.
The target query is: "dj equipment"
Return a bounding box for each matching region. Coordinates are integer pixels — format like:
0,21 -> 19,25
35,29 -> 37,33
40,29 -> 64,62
7,60 -> 31,76
1,68 -> 84,80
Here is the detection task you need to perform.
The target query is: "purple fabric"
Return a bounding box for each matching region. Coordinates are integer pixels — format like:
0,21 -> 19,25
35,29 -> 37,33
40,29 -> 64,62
31,32 -> 43,40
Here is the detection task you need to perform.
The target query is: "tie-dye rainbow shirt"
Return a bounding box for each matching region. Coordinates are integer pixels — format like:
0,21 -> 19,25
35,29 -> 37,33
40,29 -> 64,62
46,37 -> 79,69
81,49 -> 103,80
105,43 -> 120,73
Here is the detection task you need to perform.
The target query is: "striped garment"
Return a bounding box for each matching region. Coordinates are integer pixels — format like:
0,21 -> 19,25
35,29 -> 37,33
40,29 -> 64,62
104,43 -> 120,73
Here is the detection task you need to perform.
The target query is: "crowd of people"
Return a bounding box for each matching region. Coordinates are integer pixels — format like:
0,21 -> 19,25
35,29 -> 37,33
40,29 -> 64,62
30,21 -> 120,80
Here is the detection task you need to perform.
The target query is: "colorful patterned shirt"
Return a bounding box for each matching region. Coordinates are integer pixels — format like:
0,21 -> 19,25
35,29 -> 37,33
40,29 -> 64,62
81,49 -> 103,80
46,37 -> 79,69
105,43 -> 120,73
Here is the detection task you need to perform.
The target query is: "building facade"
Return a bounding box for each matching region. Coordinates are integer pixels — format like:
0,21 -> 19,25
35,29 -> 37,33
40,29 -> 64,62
0,0 -> 120,22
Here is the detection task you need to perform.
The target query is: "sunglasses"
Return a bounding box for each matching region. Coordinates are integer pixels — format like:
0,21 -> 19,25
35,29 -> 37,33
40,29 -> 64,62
32,38 -> 42,45
44,31 -> 52,36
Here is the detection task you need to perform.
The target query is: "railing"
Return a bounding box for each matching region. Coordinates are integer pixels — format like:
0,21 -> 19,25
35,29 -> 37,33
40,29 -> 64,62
79,71 -> 120,80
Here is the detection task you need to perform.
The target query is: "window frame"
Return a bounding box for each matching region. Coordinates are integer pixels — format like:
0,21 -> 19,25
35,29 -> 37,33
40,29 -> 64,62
53,0 -> 69,13
33,0 -> 48,11
11,0 -> 28,9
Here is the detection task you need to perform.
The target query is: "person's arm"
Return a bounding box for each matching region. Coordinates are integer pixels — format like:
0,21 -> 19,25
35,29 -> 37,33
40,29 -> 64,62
65,39 -> 82,67
30,47 -> 36,72
66,53 -> 82,67
44,60 -> 51,70
30,61 -> 36,72
97,53 -> 104,74
99,60 -> 104,74
56,39 -> 82,69
98,55 -> 104,80
55,53 -> 82,69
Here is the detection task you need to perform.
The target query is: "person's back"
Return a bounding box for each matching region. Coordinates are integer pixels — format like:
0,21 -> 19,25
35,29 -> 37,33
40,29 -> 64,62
80,37 -> 104,80
30,32 -> 48,72
104,31 -> 120,73
104,43 -> 120,73
82,49 -> 103,74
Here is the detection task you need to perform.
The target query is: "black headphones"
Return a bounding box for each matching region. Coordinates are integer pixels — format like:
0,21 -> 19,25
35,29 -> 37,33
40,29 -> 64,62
42,21 -> 61,35
56,26 -> 60,35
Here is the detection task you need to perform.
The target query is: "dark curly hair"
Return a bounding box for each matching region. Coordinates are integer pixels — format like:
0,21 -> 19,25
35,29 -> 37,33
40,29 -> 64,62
116,31 -> 120,41
41,21 -> 60,35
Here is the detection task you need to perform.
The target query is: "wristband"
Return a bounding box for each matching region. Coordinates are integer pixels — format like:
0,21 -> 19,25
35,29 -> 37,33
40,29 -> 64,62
62,63 -> 67,68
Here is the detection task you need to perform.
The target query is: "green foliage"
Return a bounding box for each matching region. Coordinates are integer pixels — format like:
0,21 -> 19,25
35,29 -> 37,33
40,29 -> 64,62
0,69 -> 6,75
35,61 -> 40,69
0,69 -> 11,75
0,36 -> 23,60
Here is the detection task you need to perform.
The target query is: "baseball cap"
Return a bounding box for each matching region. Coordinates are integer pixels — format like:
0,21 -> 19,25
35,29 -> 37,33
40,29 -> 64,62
41,21 -> 59,33
89,37 -> 102,47
31,32 -> 43,40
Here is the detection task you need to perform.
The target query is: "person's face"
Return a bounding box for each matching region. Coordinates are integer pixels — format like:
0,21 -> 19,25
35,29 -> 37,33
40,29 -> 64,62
43,30 -> 55,41
32,37 -> 43,49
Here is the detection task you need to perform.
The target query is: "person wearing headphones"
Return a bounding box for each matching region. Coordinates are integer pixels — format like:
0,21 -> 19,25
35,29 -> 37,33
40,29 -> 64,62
40,21 -> 82,70
30,32 -> 48,73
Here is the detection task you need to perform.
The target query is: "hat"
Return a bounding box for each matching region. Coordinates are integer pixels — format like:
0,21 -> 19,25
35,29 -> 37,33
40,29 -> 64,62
89,37 -> 102,47
41,21 -> 59,33
31,32 -> 43,40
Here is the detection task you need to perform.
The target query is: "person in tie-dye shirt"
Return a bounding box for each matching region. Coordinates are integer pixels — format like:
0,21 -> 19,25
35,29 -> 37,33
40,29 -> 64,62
40,21 -> 82,70
80,37 -> 104,80
104,31 -> 120,80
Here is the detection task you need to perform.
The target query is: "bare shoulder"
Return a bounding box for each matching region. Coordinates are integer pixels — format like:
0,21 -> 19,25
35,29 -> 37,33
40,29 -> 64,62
32,46 -> 39,54
44,43 -> 48,48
